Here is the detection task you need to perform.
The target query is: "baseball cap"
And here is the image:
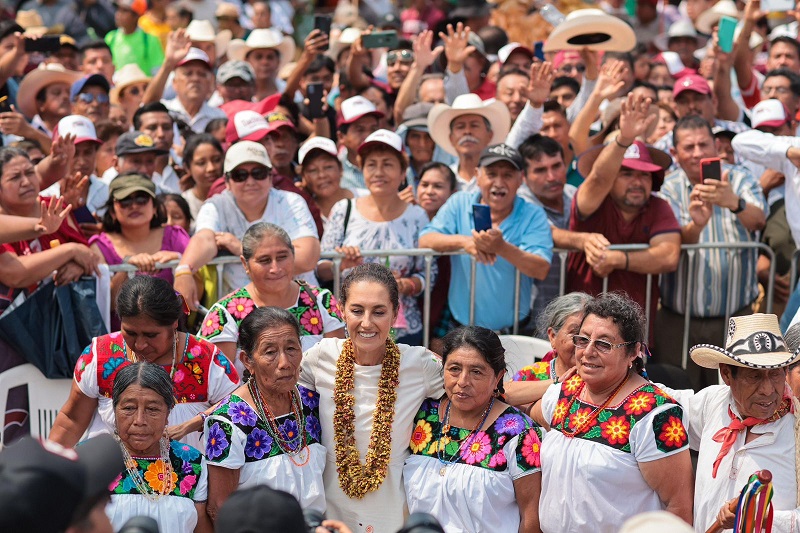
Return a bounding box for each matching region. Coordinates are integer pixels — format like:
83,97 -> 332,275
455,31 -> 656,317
751,99 -> 791,129
216,60 -> 255,85
673,74 -> 712,98
224,140 -> 272,173
108,173 -> 157,200
402,102 -> 434,131
337,95 -> 384,127
215,486 -> 307,533
498,42 -> 533,65
115,131 -> 168,156
226,110 -> 269,144
264,111 -> 296,135
115,0 -> 147,16
479,143 -> 524,170
298,136 -> 338,164
358,129 -> 404,156
177,47 -> 212,70
70,73 -> 110,101
620,140 -> 672,190
220,93 -> 281,117
55,115 -> 102,145
0,435 -> 123,533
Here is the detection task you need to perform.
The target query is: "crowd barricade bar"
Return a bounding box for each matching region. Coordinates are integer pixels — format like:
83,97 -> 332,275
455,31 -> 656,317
106,243 -> 773,360
790,248 -> 800,296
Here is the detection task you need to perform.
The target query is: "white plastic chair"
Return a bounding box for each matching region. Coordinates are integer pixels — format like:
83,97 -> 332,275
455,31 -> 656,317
0,364 -> 73,448
499,335 -> 553,378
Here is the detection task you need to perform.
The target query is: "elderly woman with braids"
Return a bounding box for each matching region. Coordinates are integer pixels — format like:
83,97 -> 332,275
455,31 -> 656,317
50,276 -> 240,451
299,263 -> 444,533
107,362 -> 211,533
532,293 -> 693,532
204,307 -> 326,521
404,326 -> 544,532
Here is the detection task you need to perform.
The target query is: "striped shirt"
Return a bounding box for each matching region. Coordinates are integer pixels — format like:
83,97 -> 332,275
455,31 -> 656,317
657,165 -> 767,317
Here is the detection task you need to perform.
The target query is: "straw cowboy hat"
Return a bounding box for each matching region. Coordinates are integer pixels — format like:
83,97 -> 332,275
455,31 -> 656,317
695,0 -> 740,35
544,9 -> 636,53
227,29 -> 296,70
185,20 -> 232,59
110,63 -> 151,105
690,314 -> 800,369
427,94 -> 511,157
17,63 -> 82,119
654,19 -> 702,52
326,26 -> 361,61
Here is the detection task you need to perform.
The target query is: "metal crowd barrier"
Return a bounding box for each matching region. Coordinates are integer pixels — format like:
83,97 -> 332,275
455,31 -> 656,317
107,241 -> 774,365
790,248 -> 800,296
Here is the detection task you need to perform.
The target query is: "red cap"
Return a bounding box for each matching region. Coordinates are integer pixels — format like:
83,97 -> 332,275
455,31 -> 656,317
673,75 -> 712,98
264,112 -> 296,135
220,93 -> 281,118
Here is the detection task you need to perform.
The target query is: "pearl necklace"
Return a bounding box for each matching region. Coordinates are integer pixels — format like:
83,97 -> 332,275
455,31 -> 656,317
247,379 -> 310,467
123,332 -> 180,379
115,434 -> 174,501
436,397 -> 495,476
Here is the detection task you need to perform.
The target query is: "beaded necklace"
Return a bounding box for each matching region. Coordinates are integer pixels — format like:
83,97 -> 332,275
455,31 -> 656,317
436,397 -> 495,476
549,359 -> 558,381
561,371 -> 631,438
247,379 -> 309,467
123,332 -> 181,380
115,435 -> 175,501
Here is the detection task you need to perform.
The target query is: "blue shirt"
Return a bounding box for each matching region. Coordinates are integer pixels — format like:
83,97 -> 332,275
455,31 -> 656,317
421,191 -> 553,331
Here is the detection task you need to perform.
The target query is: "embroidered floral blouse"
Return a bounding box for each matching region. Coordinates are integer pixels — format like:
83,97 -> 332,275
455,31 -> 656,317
73,332 -> 239,450
204,387 -> 327,512
513,360 -> 556,382
403,398 -> 543,532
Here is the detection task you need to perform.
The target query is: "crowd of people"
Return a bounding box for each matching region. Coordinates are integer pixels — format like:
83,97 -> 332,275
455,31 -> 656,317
2,0 -> 800,531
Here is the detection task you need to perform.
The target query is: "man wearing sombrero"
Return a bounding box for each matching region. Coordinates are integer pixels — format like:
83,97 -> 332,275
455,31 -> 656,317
566,92 -> 681,344
668,314 -> 800,532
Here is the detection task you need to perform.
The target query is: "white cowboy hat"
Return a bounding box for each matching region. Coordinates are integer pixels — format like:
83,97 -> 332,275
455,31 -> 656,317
543,9 -> 636,53
427,94 -> 511,157
110,63 -> 151,105
695,0 -> 740,35
326,26 -> 362,61
17,63 -> 82,119
654,19 -> 702,51
690,314 -> 800,369
227,29 -> 296,70
185,20 -> 232,59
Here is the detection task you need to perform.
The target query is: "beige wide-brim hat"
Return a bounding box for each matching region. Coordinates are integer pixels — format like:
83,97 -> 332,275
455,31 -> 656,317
695,0 -> 740,35
185,20 -> 232,59
110,63 -> 151,105
326,26 -> 362,61
427,94 -> 511,157
690,314 -> 800,370
543,9 -> 636,53
227,29 -> 296,69
17,63 -> 82,119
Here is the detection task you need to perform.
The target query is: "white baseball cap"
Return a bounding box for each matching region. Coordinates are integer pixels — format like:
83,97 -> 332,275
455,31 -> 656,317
298,137 -> 338,164
55,115 -> 101,145
752,99 -> 791,130
498,42 -> 533,65
224,141 -> 272,173
177,47 -> 212,70
338,95 -> 384,126
226,110 -> 269,144
357,129 -> 404,156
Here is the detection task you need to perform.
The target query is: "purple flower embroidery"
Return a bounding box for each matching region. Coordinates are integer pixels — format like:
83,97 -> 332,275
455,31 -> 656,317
245,428 -> 272,459
494,413 -> 526,435
206,422 -> 229,460
299,386 -> 319,410
279,419 -> 301,451
228,401 -> 257,427
305,414 -> 321,441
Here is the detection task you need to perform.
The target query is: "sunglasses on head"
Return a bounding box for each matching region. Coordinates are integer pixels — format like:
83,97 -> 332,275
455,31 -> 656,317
115,194 -> 151,208
228,167 -> 270,182
387,50 -> 414,66
75,92 -> 110,104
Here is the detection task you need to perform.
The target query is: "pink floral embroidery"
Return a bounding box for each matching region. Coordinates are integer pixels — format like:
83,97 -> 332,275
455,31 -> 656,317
521,430 -> 541,467
460,432 -> 491,464
173,367 -> 186,383
488,450 -> 507,468
201,312 -> 222,337
300,308 -> 323,335
226,297 -> 254,320
109,473 -> 121,491
179,474 -> 197,495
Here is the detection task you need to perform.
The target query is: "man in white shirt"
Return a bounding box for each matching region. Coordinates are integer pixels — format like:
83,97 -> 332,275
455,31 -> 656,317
669,314 -> 800,533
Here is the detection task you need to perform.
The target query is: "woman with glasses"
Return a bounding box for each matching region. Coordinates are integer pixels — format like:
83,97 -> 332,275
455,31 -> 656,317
90,173 -> 189,326
174,141 -> 320,310
532,293 -> 693,532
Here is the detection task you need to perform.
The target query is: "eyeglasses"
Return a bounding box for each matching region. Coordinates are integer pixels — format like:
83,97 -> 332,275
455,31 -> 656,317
557,64 -> 586,74
115,194 -> 151,209
75,92 -> 110,104
228,167 -> 270,182
572,335 -> 636,354
123,85 -> 143,96
387,50 -> 414,67
763,86 -> 792,96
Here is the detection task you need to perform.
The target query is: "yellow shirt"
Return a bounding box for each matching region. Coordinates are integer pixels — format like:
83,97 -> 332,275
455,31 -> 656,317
138,13 -> 170,49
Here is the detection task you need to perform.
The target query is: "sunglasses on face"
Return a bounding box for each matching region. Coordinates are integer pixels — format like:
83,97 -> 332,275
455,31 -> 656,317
387,50 -> 414,67
228,167 -> 270,182
558,64 -> 586,74
572,334 -> 636,354
115,194 -> 151,208
75,92 -> 110,105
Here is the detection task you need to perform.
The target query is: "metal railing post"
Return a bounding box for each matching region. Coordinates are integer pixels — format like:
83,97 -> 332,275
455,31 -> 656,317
513,268 -> 521,335
423,254 -> 433,347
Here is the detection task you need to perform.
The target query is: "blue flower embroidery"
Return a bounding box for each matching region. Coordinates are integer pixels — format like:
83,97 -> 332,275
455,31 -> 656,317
299,386 -> 319,410
171,440 -> 201,462
494,413 -> 526,435
245,428 -> 272,459
215,352 -> 234,375
206,422 -> 229,460
101,356 -> 126,380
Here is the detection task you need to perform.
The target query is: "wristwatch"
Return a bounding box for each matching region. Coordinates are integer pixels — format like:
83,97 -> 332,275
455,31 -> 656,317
731,197 -> 746,214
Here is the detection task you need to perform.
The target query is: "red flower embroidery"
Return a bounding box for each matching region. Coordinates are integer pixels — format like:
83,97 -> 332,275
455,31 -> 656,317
658,416 -> 687,448
552,399 -> 569,425
624,392 -> 655,415
563,375 -> 582,394
568,407 -> 596,431
600,415 -> 631,445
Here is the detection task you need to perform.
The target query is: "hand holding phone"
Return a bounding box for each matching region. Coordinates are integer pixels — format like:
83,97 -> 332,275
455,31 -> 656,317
24,35 -> 61,54
362,31 -> 399,50
472,204 -> 492,232
306,82 -> 326,119
313,15 -> 331,51
717,16 -> 737,54
700,157 -> 721,183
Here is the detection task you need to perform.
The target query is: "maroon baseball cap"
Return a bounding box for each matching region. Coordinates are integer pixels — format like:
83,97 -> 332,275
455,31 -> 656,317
673,74 -> 712,98
264,112 -> 296,135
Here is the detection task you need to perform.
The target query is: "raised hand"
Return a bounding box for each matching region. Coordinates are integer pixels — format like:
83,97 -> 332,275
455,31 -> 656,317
618,92 -> 657,144
595,59 -> 627,101
413,29 -> 443,70
528,61 -> 555,107
60,172 -> 89,209
50,132 -> 76,170
439,22 -> 475,73
580,47 -> 600,81
302,29 -> 329,59
36,197 -> 71,235
165,29 -> 192,66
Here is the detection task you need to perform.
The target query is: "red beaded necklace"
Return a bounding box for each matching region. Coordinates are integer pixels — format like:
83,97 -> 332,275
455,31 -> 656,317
561,372 -> 632,438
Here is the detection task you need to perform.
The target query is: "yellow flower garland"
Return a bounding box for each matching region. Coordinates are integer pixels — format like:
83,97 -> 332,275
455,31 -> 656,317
333,338 -> 401,499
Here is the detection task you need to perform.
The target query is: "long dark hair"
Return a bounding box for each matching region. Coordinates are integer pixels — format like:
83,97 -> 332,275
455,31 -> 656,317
116,276 -> 188,331
100,173 -> 166,233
